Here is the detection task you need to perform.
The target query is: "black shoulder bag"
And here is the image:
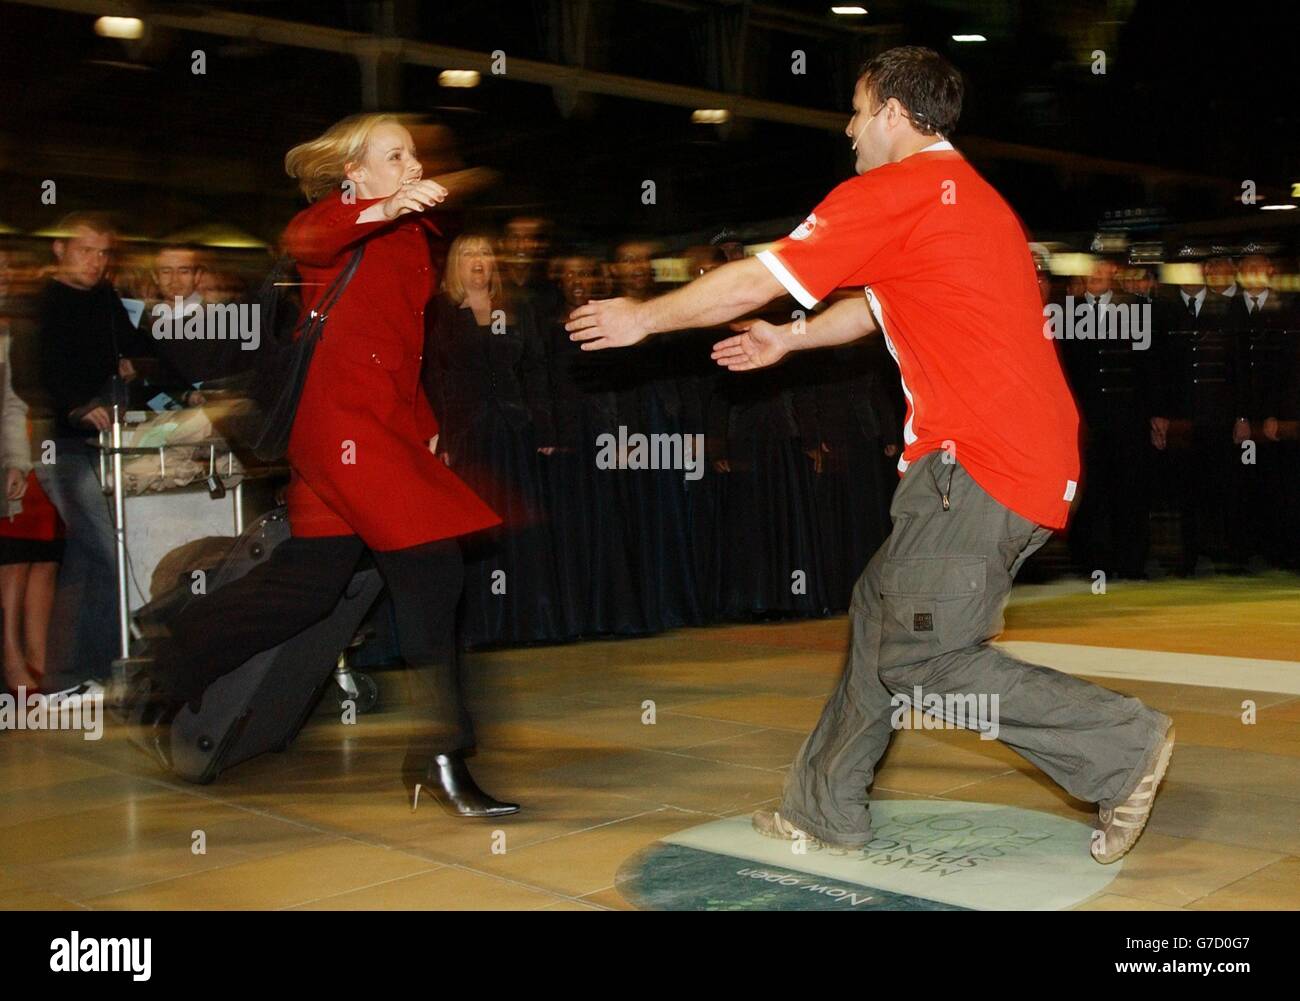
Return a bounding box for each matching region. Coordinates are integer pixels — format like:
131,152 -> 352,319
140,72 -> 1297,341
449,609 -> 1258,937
241,245 -> 365,461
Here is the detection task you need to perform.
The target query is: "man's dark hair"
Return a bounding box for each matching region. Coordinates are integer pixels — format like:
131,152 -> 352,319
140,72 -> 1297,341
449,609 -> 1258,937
857,46 -> 964,138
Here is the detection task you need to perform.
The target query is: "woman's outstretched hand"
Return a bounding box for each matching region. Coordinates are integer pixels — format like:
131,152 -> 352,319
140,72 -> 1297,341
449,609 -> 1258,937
711,318 -> 788,371
382,179 -> 448,220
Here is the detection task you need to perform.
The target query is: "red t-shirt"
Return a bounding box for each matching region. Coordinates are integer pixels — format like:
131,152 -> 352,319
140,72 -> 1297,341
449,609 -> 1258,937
757,143 -> 1080,530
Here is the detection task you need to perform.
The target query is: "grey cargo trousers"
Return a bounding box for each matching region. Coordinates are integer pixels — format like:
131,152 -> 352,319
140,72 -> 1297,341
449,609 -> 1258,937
780,450 -> 1171,847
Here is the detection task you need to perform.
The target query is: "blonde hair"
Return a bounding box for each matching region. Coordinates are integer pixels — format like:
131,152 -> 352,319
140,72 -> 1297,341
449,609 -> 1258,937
284,113 -> 401,202
443,234 -> 503,307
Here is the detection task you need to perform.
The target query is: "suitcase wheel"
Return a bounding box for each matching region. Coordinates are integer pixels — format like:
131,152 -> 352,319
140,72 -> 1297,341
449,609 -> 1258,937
335,671 -> 380,716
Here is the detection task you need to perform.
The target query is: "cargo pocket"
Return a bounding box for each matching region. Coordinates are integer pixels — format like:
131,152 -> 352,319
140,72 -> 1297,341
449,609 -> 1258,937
878,555 -> 987,673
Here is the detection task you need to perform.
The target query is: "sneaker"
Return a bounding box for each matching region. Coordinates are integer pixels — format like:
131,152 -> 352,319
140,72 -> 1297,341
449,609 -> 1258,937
752,810 -> 822,847
45,680 -> 105,708
1091,724 -> 1175,865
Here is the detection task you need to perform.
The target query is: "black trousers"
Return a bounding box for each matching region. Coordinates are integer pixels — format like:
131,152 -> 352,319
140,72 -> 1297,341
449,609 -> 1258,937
1175,425 -> 1234,569
154,534 -> 473,753
1068,424 -> 1152,577
1229,437 -> 1281,565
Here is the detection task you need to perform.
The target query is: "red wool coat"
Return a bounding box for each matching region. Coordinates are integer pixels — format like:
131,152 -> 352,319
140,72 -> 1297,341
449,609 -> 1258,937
280,191 -> 501,550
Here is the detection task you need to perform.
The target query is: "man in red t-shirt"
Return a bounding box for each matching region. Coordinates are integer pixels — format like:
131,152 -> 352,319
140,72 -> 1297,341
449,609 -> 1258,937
568,46 -> 1173,865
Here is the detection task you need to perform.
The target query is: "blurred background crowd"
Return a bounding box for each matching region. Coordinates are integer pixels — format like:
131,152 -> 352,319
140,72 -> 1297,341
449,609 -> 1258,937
0,214 -> 1295,670
0,0 -> 1296,686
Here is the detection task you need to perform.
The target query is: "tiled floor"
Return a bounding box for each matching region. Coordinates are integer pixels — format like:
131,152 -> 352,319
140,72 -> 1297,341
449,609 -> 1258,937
2,573 -> 1297,910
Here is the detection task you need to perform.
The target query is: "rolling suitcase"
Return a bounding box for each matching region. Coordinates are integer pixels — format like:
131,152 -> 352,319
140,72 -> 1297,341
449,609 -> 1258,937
131,507 -> 384,784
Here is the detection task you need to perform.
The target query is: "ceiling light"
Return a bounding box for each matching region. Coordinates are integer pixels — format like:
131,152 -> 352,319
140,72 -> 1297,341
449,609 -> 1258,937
439,70 -> 480,88
95,16 -> 144,40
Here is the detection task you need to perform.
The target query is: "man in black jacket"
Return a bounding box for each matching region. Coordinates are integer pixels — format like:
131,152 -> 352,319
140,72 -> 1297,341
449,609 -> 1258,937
31,211 -> 150,702
1229,246 -> 1295,570
1148,247 -> 1238,575
1060,255 -> 1155,579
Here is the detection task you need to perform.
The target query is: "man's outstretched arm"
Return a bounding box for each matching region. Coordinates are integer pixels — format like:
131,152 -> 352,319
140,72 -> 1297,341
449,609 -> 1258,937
711,295 -> 878,371
565,257 -> 785,350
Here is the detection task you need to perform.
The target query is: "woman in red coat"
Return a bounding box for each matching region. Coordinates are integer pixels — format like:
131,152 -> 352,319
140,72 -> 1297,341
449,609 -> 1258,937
152,114 -> 516,818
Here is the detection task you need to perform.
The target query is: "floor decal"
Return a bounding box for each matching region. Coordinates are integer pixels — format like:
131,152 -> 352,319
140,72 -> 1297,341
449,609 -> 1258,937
617,800 -> 1119,910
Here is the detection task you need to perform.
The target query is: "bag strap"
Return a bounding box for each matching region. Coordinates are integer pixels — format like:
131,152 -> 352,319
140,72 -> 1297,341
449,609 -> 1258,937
257,253 -> 296,303
304,245 -> 366,333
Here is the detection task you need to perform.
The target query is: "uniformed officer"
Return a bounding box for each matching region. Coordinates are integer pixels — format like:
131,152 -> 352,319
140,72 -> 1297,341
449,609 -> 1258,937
1062,253 -> 1155,579
1149,245 -> 1238,576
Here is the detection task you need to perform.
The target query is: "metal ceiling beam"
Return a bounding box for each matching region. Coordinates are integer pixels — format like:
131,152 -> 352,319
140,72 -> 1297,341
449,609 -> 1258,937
3,0 -> 1243,193
8,0 -> 849,129
634,0 -> 902,38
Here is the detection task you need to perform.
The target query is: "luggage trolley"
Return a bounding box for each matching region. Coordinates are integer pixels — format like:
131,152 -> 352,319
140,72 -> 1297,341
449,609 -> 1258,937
94,406 -> 380,719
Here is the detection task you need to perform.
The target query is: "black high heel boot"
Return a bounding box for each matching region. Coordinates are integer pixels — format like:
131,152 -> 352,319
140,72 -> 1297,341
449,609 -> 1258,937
403,750 -> 519,818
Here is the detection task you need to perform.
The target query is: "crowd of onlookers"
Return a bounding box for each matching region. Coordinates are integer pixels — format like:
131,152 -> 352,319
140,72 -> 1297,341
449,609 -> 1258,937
0,211 -> 1295,698
1049,242 -> 1299,581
